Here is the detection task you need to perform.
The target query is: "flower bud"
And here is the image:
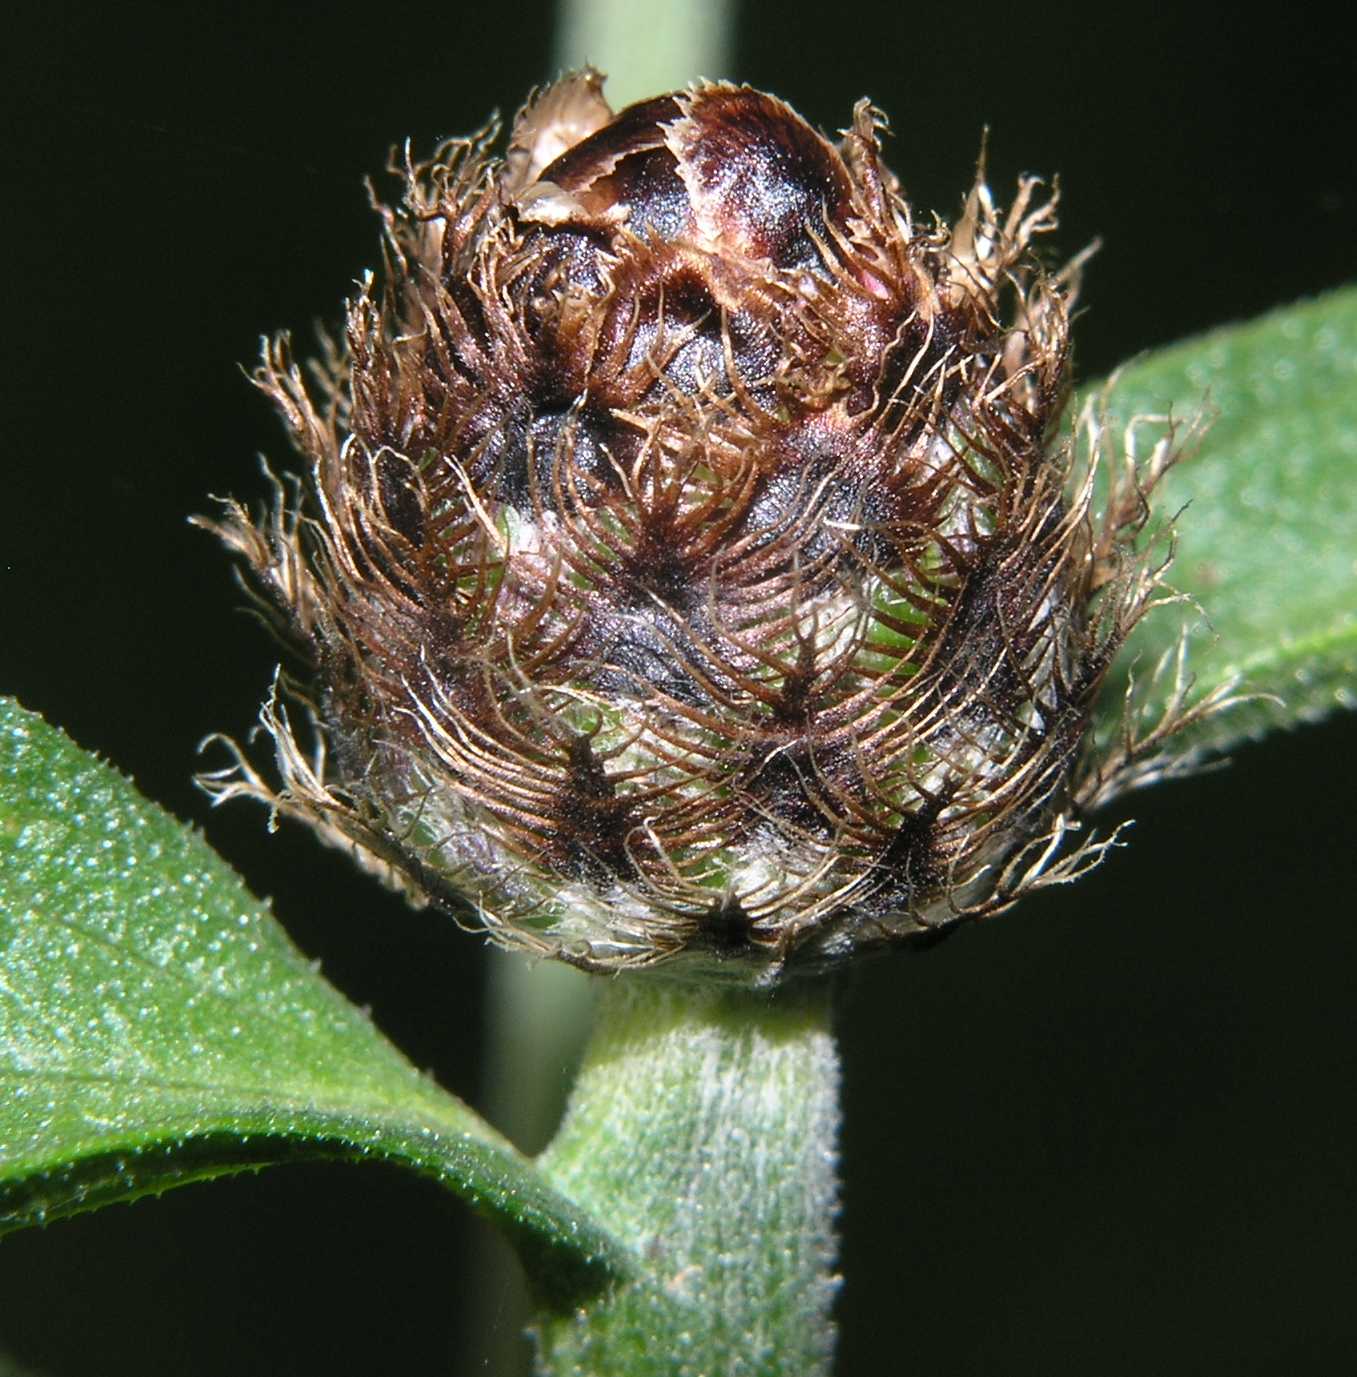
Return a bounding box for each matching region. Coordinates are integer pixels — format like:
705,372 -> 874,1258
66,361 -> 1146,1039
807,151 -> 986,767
201,73 -> 1178,983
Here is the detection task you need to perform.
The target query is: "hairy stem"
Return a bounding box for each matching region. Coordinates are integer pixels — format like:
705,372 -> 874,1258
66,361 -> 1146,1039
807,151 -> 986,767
531,978 -> 841,1376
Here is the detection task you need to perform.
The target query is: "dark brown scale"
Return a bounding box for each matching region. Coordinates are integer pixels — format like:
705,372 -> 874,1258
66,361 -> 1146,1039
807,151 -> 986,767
446,370 -> 626,508
623,267 -> 726,399
742,719 -> 866,837
853,801 -> 948,921
601,146 -> 694,244
416,604 -> 475,674
521,224 -> 615,307
725,307 -> 780,395
536,95 -> 683,201
868,304 -> 973,421
917,556 -> 1030,729
693,894 -> 758,956
738,447 -> 866,566
744,748 -> 833,836
619,534 -> 704,607
909,517 -> 1075,754
523,404 -> 622,507
376,450 -> 428,549
590,601 -> 716,707
672,87 -> 853,273
439,277 -> 494,371
546,735 -> 637,880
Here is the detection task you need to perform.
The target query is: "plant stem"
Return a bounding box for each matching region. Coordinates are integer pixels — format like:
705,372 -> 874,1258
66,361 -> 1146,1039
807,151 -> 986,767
462,957 -> 596,1375
531,977 -> 841,1376
554,0 -> 736,106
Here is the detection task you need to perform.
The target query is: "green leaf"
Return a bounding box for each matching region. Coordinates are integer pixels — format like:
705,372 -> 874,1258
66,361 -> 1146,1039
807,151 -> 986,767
1087,286 -> 1357,752
0,697 -> 627,1302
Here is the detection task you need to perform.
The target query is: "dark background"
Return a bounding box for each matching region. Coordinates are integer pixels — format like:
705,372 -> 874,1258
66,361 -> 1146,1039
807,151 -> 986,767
2,2 -> 1355,1373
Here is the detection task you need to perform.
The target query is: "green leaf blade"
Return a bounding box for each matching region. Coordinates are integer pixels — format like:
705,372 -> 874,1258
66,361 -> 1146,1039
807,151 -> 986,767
0,698 -> 626,1297
1089,286 -> 1357,751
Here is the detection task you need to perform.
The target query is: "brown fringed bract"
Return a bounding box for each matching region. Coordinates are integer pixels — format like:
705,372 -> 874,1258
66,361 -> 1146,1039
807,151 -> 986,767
199,72 -> 1192,983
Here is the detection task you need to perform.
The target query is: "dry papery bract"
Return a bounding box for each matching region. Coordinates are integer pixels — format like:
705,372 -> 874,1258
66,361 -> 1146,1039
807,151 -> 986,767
198,72 -> 1218,984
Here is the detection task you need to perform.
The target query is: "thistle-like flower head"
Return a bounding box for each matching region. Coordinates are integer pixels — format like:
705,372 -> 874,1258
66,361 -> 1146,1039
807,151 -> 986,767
202,73 -> 1182,983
